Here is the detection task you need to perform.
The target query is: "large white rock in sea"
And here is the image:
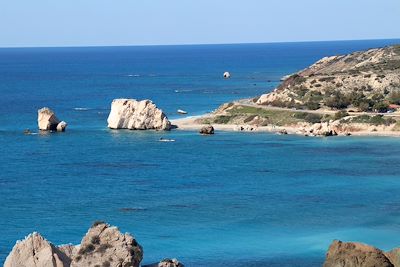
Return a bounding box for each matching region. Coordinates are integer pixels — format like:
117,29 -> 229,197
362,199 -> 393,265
107,99 -> 171,130
38,107 -> 67,132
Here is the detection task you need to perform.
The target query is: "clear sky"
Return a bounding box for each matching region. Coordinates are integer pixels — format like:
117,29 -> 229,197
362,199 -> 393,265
1,0 -> 399,47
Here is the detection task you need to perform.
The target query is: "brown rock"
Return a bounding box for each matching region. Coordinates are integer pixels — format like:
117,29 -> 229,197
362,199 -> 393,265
323,240 -> 394,267
199,125 -> 214,135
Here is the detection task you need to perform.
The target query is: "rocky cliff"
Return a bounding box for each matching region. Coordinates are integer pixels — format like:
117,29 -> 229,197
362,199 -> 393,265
257,45 -> 400,112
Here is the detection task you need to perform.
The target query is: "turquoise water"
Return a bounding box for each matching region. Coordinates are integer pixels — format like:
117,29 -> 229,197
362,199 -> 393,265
1,40 -> 400,266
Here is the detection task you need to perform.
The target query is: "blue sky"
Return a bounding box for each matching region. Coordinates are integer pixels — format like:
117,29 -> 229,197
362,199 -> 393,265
1,0 -> 399,47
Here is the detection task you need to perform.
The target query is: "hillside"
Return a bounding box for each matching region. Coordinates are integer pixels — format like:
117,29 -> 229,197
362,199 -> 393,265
257,45 -> 400,112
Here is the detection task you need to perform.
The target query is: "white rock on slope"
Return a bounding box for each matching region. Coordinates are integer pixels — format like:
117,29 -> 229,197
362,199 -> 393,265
107,99 -> 171,130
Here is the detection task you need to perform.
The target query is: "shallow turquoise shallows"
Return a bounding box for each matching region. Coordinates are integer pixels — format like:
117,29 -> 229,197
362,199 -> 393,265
1,40 -> 400,266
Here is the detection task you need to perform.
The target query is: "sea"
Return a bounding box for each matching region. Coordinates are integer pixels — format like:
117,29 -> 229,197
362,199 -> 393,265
1,39 -> 400,266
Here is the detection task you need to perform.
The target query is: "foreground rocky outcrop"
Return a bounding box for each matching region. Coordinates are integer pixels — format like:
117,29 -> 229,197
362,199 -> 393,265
107,99 -> 171,130
5,222 -> 182,267
4,232 -> 70,267
38,107 -> 67,132
323,240 -> 400,267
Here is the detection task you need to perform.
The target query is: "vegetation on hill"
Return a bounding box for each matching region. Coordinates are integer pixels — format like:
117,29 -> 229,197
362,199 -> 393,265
256,45 -> 400,112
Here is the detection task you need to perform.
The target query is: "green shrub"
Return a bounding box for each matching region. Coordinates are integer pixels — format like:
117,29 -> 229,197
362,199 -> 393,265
304,113 -> 322,123
243,115 -> 257,123
356,100 -> 372,112
305,101 -> 320,110
324,90 -> 350,109
370,115 -> 386,125
351,115 -> 395,126
334,111 -> 349,120
388,91 -> 400,104
213,115 -> 233,124
293,112 -> 308,120
373,101 -> 389,113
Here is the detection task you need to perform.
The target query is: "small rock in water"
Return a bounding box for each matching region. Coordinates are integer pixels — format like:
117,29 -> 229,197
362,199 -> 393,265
158,258 -> 184,267
56,121 -> 68,132
199,125 -> 214,135
223,71 -> 231,79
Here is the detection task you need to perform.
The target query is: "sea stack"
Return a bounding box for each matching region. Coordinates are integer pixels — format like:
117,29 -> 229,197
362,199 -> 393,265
37,107 -> 67,132
107,99 -> 171,130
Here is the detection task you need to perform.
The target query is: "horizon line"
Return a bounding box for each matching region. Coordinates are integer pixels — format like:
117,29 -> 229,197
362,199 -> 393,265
1,37 -> 400,49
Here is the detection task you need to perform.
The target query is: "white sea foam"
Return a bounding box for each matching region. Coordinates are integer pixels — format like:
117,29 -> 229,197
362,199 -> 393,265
174,89 -> 193,93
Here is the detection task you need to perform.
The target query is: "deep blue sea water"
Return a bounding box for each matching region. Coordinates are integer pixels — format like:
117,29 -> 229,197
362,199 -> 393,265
1,39 -> 400,266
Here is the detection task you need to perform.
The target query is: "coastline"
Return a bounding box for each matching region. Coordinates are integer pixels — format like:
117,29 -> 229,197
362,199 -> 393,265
171,112 -> 400,137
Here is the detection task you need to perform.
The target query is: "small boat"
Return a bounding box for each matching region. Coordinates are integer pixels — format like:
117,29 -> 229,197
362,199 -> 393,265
177,109 -> 188,115
159,138 -> 175,142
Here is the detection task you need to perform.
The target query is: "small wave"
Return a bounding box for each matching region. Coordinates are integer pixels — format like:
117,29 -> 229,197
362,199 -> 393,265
74,107 -> 90,111
127,74 -> 140,77
174,89 -> 193,93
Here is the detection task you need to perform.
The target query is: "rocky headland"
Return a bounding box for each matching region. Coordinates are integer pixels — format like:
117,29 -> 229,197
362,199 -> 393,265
4,222 -> 183,267
172,45 -> 400,137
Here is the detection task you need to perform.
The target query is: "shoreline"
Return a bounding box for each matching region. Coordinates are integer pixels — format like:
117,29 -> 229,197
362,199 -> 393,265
171,114 -> 400,137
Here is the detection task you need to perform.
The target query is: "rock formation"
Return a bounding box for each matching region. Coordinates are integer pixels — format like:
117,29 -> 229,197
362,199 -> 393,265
71,222 -> 143,267
223,71 -> 231,79
38,107 -> 67,132
107,99 -> 171,131
158,258 -> 184,267
56,121 -> 68,132
143,259 -> 184,267
4,232 -> 70,267
297,122 -> 339,137
199,125 -> 214,135
323,240 -> 396,267
4,222 -> 169,267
